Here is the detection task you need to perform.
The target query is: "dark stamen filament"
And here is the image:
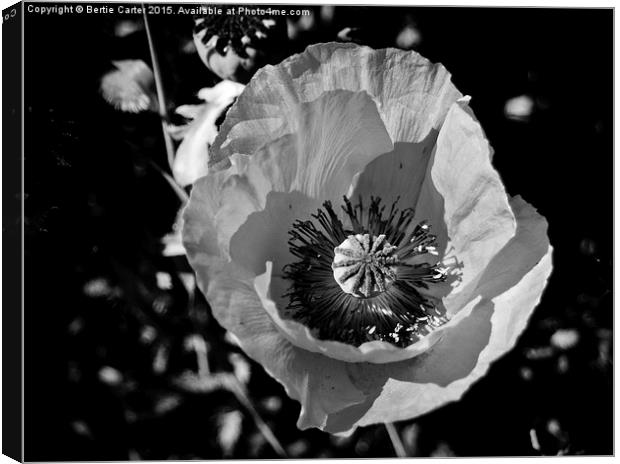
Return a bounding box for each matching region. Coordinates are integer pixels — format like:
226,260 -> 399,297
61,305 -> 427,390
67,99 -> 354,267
282,196 -> 447,347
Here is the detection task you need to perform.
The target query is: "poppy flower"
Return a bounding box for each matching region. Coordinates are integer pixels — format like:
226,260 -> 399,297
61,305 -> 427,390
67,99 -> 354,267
182,43 -> 552,434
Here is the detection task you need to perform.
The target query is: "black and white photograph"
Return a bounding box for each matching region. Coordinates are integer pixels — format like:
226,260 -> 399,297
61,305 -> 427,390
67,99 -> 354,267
2,1 -> 614,461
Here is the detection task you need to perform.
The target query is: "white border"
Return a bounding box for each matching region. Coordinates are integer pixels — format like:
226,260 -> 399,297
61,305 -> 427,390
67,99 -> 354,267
0,1 -> 615,464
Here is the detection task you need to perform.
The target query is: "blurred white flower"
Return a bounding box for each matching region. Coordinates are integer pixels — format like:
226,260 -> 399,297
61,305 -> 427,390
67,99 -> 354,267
100,60 -> 157,113
169,80 -> 244,187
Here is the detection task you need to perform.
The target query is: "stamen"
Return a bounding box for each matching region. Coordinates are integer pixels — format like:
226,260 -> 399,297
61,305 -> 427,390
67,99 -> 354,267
283,196 -> 447,347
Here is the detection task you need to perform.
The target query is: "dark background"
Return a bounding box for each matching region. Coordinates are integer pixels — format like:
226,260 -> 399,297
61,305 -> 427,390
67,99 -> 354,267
23,4 -> 612,460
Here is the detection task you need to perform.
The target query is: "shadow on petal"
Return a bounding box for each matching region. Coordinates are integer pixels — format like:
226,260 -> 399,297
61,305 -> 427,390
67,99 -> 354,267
344,298 -> 493,393
324,391 -> 382,435
470,196 -> 549,302
230,191 -> 322,277
350,131 -> 438,214
349,130 -> 458,287
392,298 -> 494,386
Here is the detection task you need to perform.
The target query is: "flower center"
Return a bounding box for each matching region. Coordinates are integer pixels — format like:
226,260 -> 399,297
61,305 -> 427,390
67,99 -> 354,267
332,234 -> 399,298
282,196 -> 449,348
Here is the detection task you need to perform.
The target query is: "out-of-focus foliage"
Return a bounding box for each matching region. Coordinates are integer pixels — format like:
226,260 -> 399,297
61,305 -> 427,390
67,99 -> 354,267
24,6 -> 612,460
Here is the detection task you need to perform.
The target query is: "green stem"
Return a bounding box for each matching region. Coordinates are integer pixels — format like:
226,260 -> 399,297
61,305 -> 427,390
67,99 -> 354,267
385,422 -> 407,458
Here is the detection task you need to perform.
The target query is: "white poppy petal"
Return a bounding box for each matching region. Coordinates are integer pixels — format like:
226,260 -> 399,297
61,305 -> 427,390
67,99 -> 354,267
416,101 -> 517,316
349,136 -> 436,209
211,42 -> 461,169
254,90 -> 393,201
175,103 -> 205,121
172,81 -> 245,187
214,90 -> 394,203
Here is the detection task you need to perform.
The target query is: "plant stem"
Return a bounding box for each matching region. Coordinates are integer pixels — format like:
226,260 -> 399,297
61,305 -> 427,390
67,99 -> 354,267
228,376 -> 287,458
146,159 -> 188,203
385,422 -> 407,458
192,334 -> 211,377
142,6 -> 176,172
